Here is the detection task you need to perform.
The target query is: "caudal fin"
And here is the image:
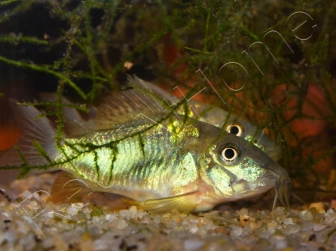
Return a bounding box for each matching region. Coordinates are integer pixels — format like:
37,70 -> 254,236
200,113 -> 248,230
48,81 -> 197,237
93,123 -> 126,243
0,99 -> 58,175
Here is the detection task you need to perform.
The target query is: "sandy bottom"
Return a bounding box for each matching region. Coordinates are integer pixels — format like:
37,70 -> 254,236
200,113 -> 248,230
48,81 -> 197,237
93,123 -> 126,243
0,173 -> 335,250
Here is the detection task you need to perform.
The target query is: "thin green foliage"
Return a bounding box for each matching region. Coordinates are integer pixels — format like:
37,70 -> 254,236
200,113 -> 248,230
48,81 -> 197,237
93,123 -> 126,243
18,101 -> 89,113
0,55 -> 86,99
0,0 -> 34,23
0,34 -> 48,45
14,146 -> 30,179
0,0 -> 18,7
32,140 -> 52,164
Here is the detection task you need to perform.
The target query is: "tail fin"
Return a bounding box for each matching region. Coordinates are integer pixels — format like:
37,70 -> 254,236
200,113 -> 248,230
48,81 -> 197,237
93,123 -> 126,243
0,99 -> 58,179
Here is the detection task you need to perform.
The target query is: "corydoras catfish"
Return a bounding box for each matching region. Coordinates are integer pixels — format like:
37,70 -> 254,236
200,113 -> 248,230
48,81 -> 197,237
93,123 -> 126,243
0,88 -> 291,213
128,75 -> 281,161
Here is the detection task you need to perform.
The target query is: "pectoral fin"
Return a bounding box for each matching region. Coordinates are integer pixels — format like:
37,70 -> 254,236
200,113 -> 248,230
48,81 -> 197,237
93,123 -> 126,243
50,172 -> 93,204
123,191 -> 198,214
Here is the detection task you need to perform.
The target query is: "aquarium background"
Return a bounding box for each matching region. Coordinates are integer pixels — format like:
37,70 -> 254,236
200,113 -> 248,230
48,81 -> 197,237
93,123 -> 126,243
0,0 -> 335,205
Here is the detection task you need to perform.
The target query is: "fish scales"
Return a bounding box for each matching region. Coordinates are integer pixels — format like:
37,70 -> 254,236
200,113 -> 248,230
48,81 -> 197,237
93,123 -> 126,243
145,135 -> 165,191
59,121 -> 185,199
121,126 -> 174,197
147,134 -> 166,192
96,147 -> 114,185
134,138 -> 151,189
65,121 -> 161,187
139,126 -> 181,195
128,138 -> 145,189
130,133 -> 163,191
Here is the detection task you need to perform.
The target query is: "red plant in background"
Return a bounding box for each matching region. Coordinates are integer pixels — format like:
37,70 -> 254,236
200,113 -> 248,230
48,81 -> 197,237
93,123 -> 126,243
272,83 -> 335,175
273,84 -> 329,140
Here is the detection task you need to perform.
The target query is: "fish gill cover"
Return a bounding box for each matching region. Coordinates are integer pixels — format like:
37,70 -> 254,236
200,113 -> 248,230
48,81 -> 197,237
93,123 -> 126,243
0,0 -> 335,205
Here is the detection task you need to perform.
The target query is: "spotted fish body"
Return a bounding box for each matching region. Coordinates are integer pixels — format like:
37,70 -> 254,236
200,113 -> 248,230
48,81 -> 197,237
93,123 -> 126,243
0,80 -> 291,213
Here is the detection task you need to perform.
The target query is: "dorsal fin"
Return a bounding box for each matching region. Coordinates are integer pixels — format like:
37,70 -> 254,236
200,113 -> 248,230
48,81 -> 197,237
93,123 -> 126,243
127,75 -> 179,104
65,119 -> 93,137
127,76 -> 244,130
127,75 -> 226,126
93,89 -> 171,130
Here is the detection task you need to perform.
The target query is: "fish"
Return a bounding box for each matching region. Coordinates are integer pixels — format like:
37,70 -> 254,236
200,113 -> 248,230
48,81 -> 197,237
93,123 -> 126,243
0,84 -> 291,213
127,75 -> 282,161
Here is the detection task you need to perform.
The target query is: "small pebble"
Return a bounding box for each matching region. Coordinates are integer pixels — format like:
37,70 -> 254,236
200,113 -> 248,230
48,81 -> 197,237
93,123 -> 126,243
312,223 -> 326,232
184,239 -> 204,250
283,218 -> 294,225
272,235 -> 288,250
300,210 -> 314,221
301,221 -> 313,231
309,202 -> 326,213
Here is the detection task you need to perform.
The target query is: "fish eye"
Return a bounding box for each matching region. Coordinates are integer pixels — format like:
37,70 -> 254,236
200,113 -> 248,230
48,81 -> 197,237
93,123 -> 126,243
226,124 -> 243,137
221,147 -> 239,162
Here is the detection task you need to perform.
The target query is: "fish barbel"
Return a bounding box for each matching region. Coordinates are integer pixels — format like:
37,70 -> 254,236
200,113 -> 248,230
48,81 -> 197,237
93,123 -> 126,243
0,80 -> 291,213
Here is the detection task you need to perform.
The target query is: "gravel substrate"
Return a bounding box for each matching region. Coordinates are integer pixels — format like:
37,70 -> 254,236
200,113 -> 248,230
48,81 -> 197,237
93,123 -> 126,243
0,173 -> 335,250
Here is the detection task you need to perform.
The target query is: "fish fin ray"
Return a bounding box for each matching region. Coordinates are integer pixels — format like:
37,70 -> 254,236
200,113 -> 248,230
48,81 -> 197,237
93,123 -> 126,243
65,119 -> 92,137
93,89 -> 168,130
50,171 -> 93,204
123,191 -> 198,214
128,75 -> 228,127
0,99 -> 57,169
127,75 -> 179,104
